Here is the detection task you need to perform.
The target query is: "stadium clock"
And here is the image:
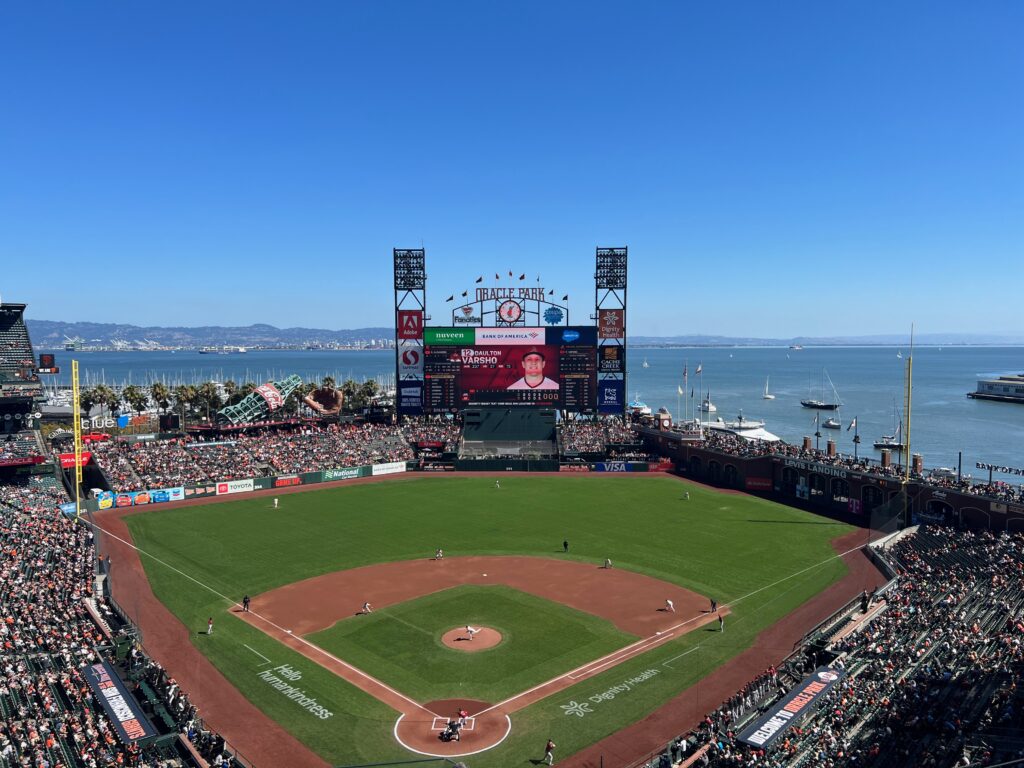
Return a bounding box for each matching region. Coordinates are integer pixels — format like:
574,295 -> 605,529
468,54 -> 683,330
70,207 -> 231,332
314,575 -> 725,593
498,299 -> 523,323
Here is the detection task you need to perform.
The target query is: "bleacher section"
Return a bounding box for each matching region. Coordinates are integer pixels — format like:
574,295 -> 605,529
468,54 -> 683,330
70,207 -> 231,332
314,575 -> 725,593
0,304 -> 36,381
636,526 -> 1024,768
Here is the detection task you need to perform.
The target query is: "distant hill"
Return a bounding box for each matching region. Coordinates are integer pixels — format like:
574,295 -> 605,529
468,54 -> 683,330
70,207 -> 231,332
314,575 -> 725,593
27,319 -> 394,348
25,319 -> 1024,348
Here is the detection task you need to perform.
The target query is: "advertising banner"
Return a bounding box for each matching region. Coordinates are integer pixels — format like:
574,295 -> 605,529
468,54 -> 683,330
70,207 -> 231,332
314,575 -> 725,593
184,485 -> 218,499
598,346 -> 625,373
423,327 -> 474,345
598,309 -> 624,338
112,487 -> 185,507
0,456 -> 43,467
372,461 -> 407,476
745,477 -> 773,491
274,475 -> 302,488
255,383 -> 285,411
474,327 -> 546,346
848,498 -> 863,516
398,343 -> 424,377
598,380 -> 626,414
216,479 -> 254,496
84,662 -> 158,743
96,491 -> 114,510
59,452 -> 92,468
323,466 -> 370,482
397,382 -> 423,415
59,502 -> 78,518
397,310 -> 424,340
738,667 -> 846,748
594,461 -> 628,472
546,326 -> 597,346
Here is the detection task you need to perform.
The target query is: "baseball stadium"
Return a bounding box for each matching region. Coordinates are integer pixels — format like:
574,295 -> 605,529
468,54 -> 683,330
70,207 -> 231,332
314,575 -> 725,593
0,249 -> 1022,768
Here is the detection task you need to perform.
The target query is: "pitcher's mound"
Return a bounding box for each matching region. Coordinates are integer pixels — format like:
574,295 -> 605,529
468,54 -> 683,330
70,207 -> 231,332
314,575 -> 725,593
441,626 -> 502,651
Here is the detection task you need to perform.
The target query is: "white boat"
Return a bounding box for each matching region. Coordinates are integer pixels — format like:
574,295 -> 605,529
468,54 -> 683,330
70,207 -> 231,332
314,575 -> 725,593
704,414 -> 779,442
642,357 -> 649,368
874,401 -> 903,449
628,393 -> 651,417
699,394 -> 717,413
762,376 -> 775,400
822,416 -> 841,429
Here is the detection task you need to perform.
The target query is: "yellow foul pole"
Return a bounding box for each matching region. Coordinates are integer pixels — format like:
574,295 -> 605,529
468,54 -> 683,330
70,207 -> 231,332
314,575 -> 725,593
72,360 -> 82,519
903,325 -> 914,484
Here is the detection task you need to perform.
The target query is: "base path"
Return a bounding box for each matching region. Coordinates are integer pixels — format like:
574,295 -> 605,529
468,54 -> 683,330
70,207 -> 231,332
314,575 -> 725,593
242,555 -> 722,756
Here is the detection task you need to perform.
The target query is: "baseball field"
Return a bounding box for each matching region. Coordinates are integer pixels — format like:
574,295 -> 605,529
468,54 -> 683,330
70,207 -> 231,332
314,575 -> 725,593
112,474 -> 859,766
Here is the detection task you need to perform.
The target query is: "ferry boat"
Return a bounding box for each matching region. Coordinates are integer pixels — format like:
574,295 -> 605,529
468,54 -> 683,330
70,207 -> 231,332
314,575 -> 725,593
199,345 -> 247,355
628,394 -> 651,417
968,374 -> 1024,404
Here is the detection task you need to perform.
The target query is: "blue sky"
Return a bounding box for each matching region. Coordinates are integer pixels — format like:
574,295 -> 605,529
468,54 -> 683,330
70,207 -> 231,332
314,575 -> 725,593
2,2 -> 1021,337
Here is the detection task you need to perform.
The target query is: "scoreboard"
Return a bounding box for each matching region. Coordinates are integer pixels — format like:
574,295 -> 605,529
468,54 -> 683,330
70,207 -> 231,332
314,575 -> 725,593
422,326 -> 597,413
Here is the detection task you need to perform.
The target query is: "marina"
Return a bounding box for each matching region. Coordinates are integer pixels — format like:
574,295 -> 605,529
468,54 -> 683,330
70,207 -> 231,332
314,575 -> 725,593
38,345 -> 1024,481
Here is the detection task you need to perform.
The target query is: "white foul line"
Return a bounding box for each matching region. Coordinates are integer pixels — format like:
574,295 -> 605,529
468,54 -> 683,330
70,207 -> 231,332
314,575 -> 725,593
244,644 -> 272,665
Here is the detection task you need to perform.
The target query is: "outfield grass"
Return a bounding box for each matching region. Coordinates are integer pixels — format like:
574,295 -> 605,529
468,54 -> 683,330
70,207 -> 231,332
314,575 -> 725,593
308,585 -> 636,702
124,475 -> 854,766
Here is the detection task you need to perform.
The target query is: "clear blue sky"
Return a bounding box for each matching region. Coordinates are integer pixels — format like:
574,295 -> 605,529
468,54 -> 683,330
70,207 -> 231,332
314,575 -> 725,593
2,2 -> 1021,337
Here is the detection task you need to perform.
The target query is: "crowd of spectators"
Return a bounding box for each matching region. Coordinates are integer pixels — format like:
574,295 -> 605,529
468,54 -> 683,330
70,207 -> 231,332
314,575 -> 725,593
0,473 -> 203,767
644,526 -> 1024,768
399,417 -> 462,452
85,424 -> 415,492
685,430 -> 1024,505
559,418 -> 640,454
0,432 -> 41,461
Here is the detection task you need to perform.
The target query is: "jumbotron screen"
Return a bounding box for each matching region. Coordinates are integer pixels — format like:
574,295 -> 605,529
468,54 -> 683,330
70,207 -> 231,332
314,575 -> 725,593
422,326 -> 597,412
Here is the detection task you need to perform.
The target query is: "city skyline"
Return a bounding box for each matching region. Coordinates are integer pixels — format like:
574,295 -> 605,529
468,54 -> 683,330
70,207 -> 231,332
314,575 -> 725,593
2,2 -> 1021,336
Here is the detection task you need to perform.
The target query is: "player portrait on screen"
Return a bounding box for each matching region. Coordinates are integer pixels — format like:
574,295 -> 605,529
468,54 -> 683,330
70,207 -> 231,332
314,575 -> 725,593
507,347 -> 559,390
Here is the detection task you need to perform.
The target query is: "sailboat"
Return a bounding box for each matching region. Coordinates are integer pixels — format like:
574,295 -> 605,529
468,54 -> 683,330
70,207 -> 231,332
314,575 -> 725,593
874,402 -> 903,450
762,376 -> 775,400
642,357 -> 650,369
823,413 -> 841,429
801,369 -> 842,410
896,350 -> 903,359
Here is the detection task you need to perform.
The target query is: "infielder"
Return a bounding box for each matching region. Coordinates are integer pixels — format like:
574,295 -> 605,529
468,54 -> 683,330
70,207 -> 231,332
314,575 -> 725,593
362,601 -> 373,614
665,599 -> 675,613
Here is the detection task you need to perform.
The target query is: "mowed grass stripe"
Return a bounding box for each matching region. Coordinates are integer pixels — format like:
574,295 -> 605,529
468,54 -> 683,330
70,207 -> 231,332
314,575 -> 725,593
308,585 -> 636,701
124,475 -> 853,766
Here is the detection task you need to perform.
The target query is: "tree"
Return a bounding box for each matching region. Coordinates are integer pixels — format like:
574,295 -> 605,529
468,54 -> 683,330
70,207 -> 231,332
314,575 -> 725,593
358,380 -> 380,408
197,381 -> 224,422
321,375 -> 336,390
150,382 -> 170,414
223,380 -> 239,405
121,385 -> 149,418
79,388 -> 100,421
171,384 -> 197,425
340,379 -> 360,412
92,384 -> 118,417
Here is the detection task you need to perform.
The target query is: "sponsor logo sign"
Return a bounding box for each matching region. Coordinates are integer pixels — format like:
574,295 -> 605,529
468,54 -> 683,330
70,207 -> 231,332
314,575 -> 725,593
372,461 -> 407,476
59,452 -> 93,469
255,383 -> 285,411
59,502 -> 78,518
398,343 -> 423,376
784,458 -> 848,479
274,475 -> 302,488
324,467 -> 366,481
474,327 -> 544,345
598,345 -> 624,373
96,491 -> 114,510
543,306 -> 564,325
848,498 -> 863,516
0,456 -> 43,467
397,382 -> 423,415
738,667 -> 846,748
594,461 -> 628,472
85,662 -> 158,743
976,461 -> 1024,476
546,325 -> 596,345
397,310 -> 424,339
423,327 -> 474,345
598,309 -> 624,339
745,477 -> 772,490
598,380 -> 626,414
453,306 -> 482,325
216,479 -> 254,495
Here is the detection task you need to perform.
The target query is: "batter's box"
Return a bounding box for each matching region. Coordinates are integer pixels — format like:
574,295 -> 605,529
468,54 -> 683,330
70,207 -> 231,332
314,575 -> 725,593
430,716 -> 476,731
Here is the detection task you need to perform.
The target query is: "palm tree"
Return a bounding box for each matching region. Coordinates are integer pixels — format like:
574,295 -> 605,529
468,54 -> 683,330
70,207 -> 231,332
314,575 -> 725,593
321,375 -> 336,390
223,379 -> 239,405
171,384 -> 197,426
121,384 -> 149,420
197,381 -> 223,423
92,384 -> 118,417
340,379 -> 360,412
150,382 -> 171,414
78,388 -> 100,422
